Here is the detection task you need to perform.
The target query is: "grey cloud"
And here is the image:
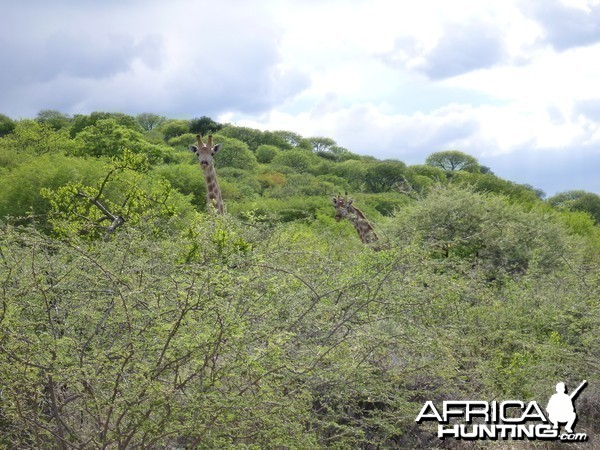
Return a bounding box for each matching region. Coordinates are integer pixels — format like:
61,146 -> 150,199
527,0 -> 600,51
334,104 -> 481,165
0,30 -> 165,94
381,21 -> 507,80
160,18 -> 311,117
574,99 -> 600,122
484,146 -> 600,196
0,2 -> 310,118
43,32 -> 142,80
419,22 -> 506,79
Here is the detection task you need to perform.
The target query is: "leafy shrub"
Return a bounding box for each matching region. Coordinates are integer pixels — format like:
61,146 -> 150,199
0,154 -> 105,222
75,119 -> 171,163
387,186 -> 569,278
256,144 -> 281,163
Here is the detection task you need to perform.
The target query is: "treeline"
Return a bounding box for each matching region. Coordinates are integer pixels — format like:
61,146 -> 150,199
1,110 -> 600,229
0,110 -> 599,448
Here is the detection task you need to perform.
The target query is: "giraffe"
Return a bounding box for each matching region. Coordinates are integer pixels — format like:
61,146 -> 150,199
332,193 -> 379,244
189,134 -> 225,214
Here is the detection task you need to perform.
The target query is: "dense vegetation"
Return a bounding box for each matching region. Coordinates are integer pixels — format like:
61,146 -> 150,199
0,110 -> 598,448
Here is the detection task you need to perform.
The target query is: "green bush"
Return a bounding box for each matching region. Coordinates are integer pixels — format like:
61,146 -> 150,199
256,144 -> 281,163
0,154 -> 105,222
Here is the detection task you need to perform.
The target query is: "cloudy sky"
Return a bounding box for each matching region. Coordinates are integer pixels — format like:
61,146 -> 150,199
3,0 -> 600,195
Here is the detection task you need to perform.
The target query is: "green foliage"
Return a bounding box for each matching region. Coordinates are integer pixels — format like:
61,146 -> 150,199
387,186 -> 569,279
158,119 -> 190,140
0,113 -> 16,137
166,132 -> 197,148
3,212 -> 596,448
317,173 -> 351,193
135,112 -> 167,131
1,110 -> 599,448
220,125 -> 292,151
548,190 -> 600,224
256,144 -> 281,163
212,134 -> 258,171
329,145 -> 362,162
272,148 -> 321,173
228,195 -> 330,222
36,109 -> 72,130
257,170 -> 286,192
154,163 -> 205,208
407,164 -> 446,181
0,119 -> 83,155
189,115 -> 223,135
402,164 -> 456,194
425,149 -> 480,172
264,173 -> 339,199
453,171 -> 542,204
308,136 -> 336,152
332,159 -> 367,191
0,146 -> 31,169
70,111 -> 143,136
364,191 -> 411,216
0,154 -> 105,222
218,167 -> 262,200
271,129 -> 311,149
75,119 -> 171,163
41,151 -> 190,240
364,160 -> 407,192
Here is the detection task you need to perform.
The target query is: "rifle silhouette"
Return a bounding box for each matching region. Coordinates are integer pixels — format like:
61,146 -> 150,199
569,380 -> 587,400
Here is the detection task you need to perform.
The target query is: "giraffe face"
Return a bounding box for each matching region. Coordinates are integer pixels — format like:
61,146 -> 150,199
332,195 -> 353,222
189,135 -> 222,168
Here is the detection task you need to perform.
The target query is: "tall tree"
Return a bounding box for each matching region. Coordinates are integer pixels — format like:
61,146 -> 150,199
189,116 -> 223,136
36,110 -> 71,130
0,113 -> 16,137
135,112 -> 166,131
425,150 -> 480,172
364,161 -> 407,192
308,136 -> 336,153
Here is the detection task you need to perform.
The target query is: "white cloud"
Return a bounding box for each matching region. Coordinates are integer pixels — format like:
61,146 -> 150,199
1,0 -> 600,194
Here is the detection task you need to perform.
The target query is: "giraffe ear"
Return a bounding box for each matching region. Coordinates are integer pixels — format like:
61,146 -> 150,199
212,143 -> 222,154
189,145 -> 198,153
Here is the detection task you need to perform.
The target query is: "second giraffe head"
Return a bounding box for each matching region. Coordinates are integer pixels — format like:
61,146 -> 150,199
332,193 -> 353,222
189,134 -> 222,168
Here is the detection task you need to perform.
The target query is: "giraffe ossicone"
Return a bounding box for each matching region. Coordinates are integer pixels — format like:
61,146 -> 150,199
332,193 -> 379,245
189,134 -> 225,214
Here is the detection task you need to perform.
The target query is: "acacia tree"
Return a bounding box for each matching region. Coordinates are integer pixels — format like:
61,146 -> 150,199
189,116 -> 222,136
364,161 -> 407,192
36,110 -> 72,130
135,112 -> 166,131
308,136 -> 336,153
425,150 -> 480,172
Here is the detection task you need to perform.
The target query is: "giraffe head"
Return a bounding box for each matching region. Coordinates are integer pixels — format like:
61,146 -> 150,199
333,193 -> 380,246
189,134 -> 222,168
332,193 -> 353,222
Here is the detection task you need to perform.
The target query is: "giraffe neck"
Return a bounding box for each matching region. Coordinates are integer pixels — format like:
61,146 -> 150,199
202,163 -> 224,214
348,205 -> 378,244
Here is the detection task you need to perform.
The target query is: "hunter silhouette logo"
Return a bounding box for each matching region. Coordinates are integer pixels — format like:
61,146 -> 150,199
546,380 -> 586,434
416,380 -> 589,442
